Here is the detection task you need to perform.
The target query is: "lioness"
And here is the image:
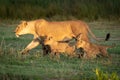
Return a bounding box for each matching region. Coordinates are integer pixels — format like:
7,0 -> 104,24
75,34 -> 115,59
44,36 -> 76,59
14,19 -> 109,54
15,19 -> 75,54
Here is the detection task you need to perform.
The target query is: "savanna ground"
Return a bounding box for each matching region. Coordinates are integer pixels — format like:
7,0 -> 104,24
0,20 -> 120,80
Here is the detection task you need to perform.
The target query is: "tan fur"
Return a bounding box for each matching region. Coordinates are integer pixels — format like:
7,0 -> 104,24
14,19 -> 101,54
44,36 -> 76,59
76,34 -> 115,59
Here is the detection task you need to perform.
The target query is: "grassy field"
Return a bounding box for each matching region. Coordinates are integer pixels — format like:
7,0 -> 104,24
0,20 -> 120,80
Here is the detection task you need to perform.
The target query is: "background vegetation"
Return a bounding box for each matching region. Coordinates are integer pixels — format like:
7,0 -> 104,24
0,0 -> 120,20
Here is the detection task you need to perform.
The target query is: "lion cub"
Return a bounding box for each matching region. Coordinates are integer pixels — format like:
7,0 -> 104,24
75,34 -> 115,59
44,36 -> 77,59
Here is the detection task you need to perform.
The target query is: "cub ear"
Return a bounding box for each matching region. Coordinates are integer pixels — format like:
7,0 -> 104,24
76,33 -> 82,40
48,36 -> 53,40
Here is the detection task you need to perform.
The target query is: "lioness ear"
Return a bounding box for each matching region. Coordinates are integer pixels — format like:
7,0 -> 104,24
23,21 -> 27,26
21,20 -> 28,26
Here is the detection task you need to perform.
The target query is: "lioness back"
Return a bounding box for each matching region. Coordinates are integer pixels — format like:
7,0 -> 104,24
35,20 -> 75,41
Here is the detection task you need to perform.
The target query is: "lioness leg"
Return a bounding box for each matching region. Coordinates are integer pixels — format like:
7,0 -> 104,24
21,38 -> 40,54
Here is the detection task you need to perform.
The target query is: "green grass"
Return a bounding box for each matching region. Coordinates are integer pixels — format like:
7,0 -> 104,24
0,21 -> 120,80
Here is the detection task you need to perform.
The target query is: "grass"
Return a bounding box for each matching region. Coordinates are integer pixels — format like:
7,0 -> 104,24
0,20 -> 120,80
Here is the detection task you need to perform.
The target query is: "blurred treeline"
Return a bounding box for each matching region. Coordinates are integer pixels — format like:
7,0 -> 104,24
0,0 -> 120,20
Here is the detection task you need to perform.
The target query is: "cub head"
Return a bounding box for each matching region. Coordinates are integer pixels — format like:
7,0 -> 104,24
44,36 -> 54,45
14,21 -> 28,37
75,33 -> 86,48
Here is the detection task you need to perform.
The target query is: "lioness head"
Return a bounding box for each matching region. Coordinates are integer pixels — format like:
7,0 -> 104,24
14,21 -> 28,37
